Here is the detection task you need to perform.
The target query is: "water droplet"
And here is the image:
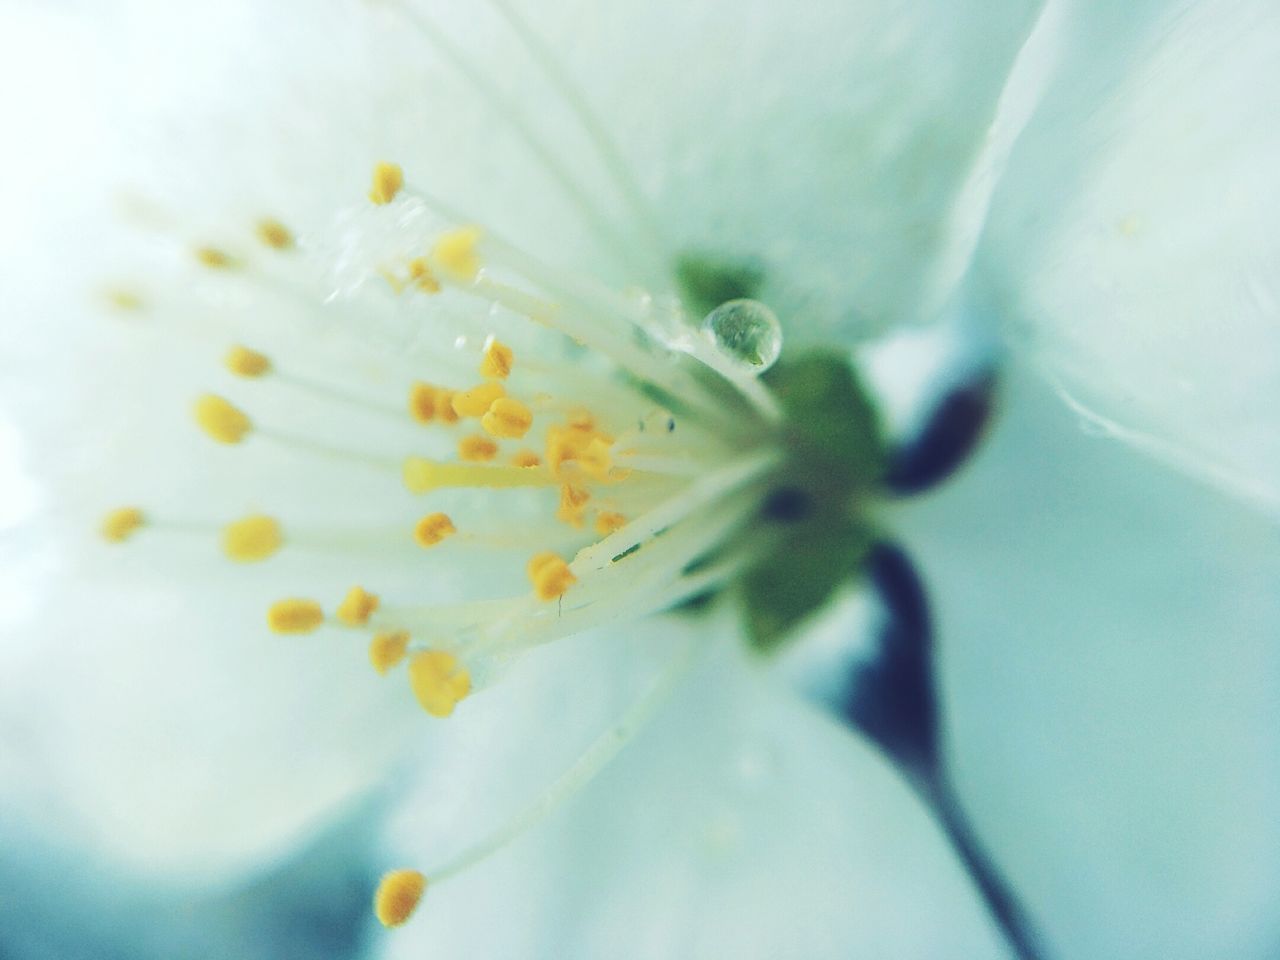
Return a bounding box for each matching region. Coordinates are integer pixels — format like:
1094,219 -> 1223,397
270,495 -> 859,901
701,299 -> 782,373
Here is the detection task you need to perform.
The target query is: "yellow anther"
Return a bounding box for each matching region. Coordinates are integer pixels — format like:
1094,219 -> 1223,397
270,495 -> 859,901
374,869 -> 427,927
545,419 -> 614,478
194,394 -> 252,444
479,340 -> 514,379
255,219 -> 294,250
408,257 -> 441,294
576,435 -> 614,481
414,512 -> 456,548
369,631 -> 411,676
402,457 -> 556,494
101,507 -> 145,543
451,382 -> 505,419
337,586 -> 380,627
458,434 -> 499,462
369,162 -> 404,205
224,345 -> 272,378
431,225 -> 482,282
436,389 -> 460,424
527,551 -> 576,601
481,398 -> 534,440
511,450 -> 541,468
195,246 -> 236,270
267,599 -> 324,634
556,484 -> 590,528
408,650 -> 472,718
595,511 -> 627,536
105,288 -> 144,312
408,382 -> 441,424
222,515 -> 282,562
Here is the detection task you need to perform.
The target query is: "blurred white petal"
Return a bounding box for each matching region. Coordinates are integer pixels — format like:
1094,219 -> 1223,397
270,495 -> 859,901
975,0 -> 1280,514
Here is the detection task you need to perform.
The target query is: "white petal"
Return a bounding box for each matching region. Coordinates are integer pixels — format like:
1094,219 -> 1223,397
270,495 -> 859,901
374,614 -> 1009,960
974,0 -> 1280,514
897,366 -> 1280,959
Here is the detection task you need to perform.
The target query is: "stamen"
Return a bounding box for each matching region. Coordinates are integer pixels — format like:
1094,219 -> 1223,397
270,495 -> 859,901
511,450 -> 541,468
595,511 -> 626,535
374,869 -> 427,927
480,398 -> 534,439
267,598 -> 324,634
408,383 -> 457,425
255,219 -> 295,250
458,435 -> 499,462
193,394 -> 253,444
527,551 -> 575,600
105,288 -> 145,312
413,513 -> 457,548
402,456 -> 557,493
222,514 -> 283,562
407,649 -> 471,717
556,483 -> 590,527
369,162 -> 405,205
224,345 -> 273,379
370,631 -> 411,675
194,246 -> 237,270
407,257 -> 441,293
479,339 -> 514,379
431,225 -> 483,282
101,507 -> 145,543
337,586 -> 380,627
452,382 -> 505,418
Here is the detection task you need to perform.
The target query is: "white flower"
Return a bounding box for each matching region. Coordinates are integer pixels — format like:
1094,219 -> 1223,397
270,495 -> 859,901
0,1 -> 1277,959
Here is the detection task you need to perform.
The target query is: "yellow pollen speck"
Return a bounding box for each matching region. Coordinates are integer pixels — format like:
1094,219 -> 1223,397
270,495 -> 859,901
408,257 -> 441,294
194,394 -> 252,444
267,598 -> 324,634
595,511 -> 627,535
408,650 -> 472,718
458,434 -> 499,462
432,225 -> 482,282
369,631 -> 411,675
337,586 -> 380,627
101,507 -> 145,543
528,551 -> 576,601
511,450 -> 541,468
414,512 -> 456,548
224,345 -> 272,378
556,484 -> 590,527
479,340 -> 514,379
222,515 -> 282,562
452,382 -> 505,418
481,397 -> 534,440
374,869 -> 427,927
105,288 -> 144,312
369,162 -> 404,205
256,219 -> 294,250
195,246 -> 237,270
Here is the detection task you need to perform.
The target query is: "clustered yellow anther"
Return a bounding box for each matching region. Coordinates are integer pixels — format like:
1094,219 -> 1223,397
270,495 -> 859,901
556,484 -> 590,528
458,435 -> 499,463
374,869 -> 427,927
337,586 -> 380,627
546,419 -> 614,480
194,394 -> 253,444
369,631 -> 411,675
528,551 -> 576,601
369,162 -> 404,205
479,339 -> 514,379
195,247 -> 237,270
408,650 -> 472,718
431,225 -> 482,282
481,397 -> 534,440
511,450 -> 541,468
224,345 -> 272,378
414,512 -> 456,548
408,257 -> 441,294
595,511 -> 627,536
408,382 -> 458,425
222,515 -> 283,562
255,219 -> 294,250
267,598 -> 324,634
101,507 -> 145,543
452,382 -> 505,419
